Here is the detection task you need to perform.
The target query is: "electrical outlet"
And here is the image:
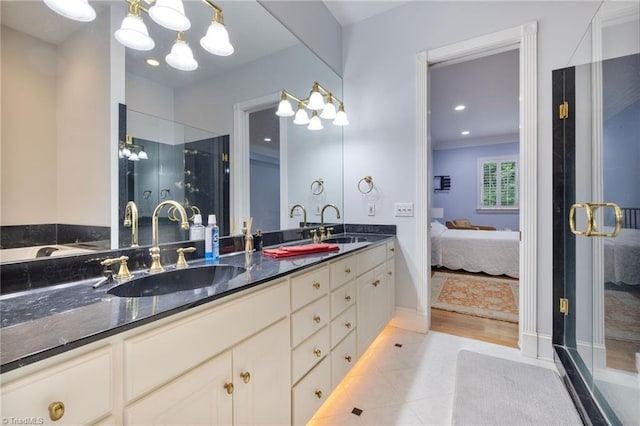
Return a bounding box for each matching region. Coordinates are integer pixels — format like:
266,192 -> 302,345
367,203 -> 375,216
394,202 -> 414,217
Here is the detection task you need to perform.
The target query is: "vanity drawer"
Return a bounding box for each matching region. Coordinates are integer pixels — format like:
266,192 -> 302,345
331,330 -> 357,388
124,281 -> 288,401
291,296 -> 330,347
330,305 -> 356,348
356,244 -> 386,275
292,326 -> 330,384
330,256 -> 356,290
330,280 -> 355,317
292,357 -> 331,426
291,265 -> 330,311
1,347 -> 112,425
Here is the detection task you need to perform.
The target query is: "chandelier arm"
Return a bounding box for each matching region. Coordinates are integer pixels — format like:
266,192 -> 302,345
315,82 -> 344,105
202,0 -> 223,14
282,91 -> 308,107
126,0 -> 149,15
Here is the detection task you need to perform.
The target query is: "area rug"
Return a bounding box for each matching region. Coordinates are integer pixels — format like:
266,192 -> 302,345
431,272 -> 519,323
452,350 -> 582,426
605,289 -> 640,342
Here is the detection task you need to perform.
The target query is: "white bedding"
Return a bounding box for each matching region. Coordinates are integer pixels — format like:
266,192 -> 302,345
431,224 -> 519,278
604,227 -> 640,285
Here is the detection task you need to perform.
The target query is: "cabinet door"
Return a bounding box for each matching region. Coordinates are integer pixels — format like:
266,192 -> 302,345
125,351 -> 233,425
357,265 -> 387,355
233,319 -> 290,425
385,258 -> 396,322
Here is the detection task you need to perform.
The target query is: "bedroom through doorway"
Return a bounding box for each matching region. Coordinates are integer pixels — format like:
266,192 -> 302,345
428,48 -> 520,348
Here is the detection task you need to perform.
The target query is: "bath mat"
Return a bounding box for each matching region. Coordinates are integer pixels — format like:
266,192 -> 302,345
452,350 -> 582,425
431,272 -> 518,322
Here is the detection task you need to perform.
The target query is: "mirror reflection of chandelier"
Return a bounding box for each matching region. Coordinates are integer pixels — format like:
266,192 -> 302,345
119,135 -> 149,162
276,81 -> 349,131
42,0 -> 234,72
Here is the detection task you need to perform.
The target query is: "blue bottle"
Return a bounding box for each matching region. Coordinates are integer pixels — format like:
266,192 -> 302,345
205,214 -> 220,261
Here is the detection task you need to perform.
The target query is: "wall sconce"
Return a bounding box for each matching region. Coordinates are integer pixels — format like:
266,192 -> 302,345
433,175 -> 451,192
42,0 -> 234,72
276,81 -> 349,130
119,135 -> 149,161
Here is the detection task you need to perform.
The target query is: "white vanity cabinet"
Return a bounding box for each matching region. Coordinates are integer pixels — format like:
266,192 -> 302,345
1,346 -> 113,425
125,319 -> 290,426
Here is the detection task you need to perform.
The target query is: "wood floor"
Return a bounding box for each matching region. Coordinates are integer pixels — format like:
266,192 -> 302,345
430,308 -> 519,348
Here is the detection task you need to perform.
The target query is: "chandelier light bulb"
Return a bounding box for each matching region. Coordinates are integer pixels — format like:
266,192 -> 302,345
293,103 -> 310,125
43,0 -> 96,22
333,103 -> 349,126
307,86 -> 325,111
149,0 -> 191,32
128,152 -> 140,161
138,148 -> 149,160
276,98 -> 295,117
122,146 -> 131,157
118,149 -> 125,159
307,111 -> 324,131
320,98 -> 337,120
200,19 -> 234,56
166,33 -> 198,71
115,13 -> 155,51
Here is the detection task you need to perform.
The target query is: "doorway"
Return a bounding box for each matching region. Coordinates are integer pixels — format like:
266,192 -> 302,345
428,49 -> 520,347
416,22 -> 538,356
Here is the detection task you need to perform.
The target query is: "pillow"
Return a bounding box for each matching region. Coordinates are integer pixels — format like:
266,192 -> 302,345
431,221 -> 447,236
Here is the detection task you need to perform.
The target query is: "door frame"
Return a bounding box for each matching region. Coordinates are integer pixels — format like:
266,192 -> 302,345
416,22 -> 538,356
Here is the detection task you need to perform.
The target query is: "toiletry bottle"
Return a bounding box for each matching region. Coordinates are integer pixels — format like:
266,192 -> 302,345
211,214 -> 220,260
205,215 -> 214,261
189,214 -> 205,240
254,229 -> 263,251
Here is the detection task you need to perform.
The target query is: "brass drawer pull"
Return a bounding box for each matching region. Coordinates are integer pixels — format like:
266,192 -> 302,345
345,322 -> 352,329
240,371 -> 251,384
313,281 -> 321,290
345,355 -> 352,363
314,348 -> 322,358
372,279 -> 380,287
345,267 -> 351,274
315,389 -> 323,399
224,382 -> 234,394
387,271 -> 392,276
48,401 -> 65,421
345,295 -> 351,302
313,315 -> 321,323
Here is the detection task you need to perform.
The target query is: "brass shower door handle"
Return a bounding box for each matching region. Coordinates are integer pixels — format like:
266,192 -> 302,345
569,202 -> 622,237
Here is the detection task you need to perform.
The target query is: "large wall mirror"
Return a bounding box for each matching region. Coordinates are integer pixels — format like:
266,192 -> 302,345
1,0 -> 344,261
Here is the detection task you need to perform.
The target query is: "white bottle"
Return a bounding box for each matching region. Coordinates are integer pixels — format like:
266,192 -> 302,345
205,214 -> 220,261
189,214 -> 205,240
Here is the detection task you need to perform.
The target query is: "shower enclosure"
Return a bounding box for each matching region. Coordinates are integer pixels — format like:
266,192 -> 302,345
552,3 -> 639,424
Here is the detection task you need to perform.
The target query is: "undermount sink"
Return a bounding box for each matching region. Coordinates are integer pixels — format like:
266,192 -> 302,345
323,236 -> 368,244
107,264 -> 246,298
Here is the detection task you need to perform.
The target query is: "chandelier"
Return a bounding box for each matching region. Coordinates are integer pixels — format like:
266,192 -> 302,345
276,82 -> 349,131
42,0 -> 234,72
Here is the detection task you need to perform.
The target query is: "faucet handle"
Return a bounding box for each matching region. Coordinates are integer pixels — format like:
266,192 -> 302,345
326,227 -> 334,238
100,256 -> 132,281
176,247 -> 197,269
319,226 -> 326,241
310,229 -> 319,244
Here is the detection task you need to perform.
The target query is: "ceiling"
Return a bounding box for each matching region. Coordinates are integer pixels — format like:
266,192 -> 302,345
322,0 -> 412,27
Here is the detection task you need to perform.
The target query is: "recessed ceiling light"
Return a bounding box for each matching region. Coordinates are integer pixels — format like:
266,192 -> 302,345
146,58 -> 160,67
454,105 -> 466,111
264,138 -> 272,142
461,130 -> 470,135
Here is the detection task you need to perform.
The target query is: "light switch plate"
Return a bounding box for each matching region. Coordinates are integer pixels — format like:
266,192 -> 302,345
394,202 -> 414,217
367,203 -> 375,216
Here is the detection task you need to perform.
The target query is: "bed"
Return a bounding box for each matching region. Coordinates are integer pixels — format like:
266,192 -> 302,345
604,227 -> 640,286
431,221 -> 519,278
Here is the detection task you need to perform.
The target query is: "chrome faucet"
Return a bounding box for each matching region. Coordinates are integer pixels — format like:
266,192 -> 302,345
123,201 -> 139,248
320,203 -> 341,241
289,204 -> 307,228
149,200 -> 190,274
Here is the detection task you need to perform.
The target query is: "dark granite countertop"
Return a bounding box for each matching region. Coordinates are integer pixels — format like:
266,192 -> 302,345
0,232 -> 394,373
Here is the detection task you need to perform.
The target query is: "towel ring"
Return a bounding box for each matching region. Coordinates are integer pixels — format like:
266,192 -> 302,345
168,204 -> 200,222
311,178 -> 324,195
358,176 -> 374,194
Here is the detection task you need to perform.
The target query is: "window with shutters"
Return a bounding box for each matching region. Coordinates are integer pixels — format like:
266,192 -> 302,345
477,156 -> 519,210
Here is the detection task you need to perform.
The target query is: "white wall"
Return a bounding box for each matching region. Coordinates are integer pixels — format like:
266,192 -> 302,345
1,26 -> 58,225
341,1 -> 602,340
57,11 -> 111,226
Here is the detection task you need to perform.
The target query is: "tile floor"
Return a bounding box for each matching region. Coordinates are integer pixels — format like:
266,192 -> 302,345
309,326 -> 557,425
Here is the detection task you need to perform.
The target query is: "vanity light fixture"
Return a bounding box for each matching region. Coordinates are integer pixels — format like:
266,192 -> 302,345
43,0 -> 234,72
43,0 -> 96,22
119,135 -> 149,161
276,81 -> 349,130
